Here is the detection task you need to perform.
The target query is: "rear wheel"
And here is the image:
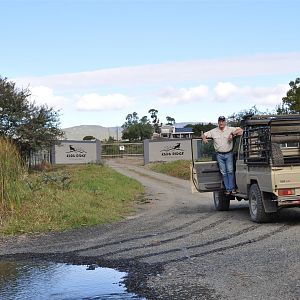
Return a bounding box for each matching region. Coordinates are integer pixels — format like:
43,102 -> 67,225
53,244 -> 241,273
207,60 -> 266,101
213,191 -> 230,211
249,184 -> 277,223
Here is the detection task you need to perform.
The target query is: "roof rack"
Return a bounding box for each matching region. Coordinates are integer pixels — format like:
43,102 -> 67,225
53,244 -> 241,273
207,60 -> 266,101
241,114 -> 300,127
241,114 -> 300,166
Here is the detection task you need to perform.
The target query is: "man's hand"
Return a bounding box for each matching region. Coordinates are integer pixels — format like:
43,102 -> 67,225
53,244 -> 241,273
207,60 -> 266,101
228,127 -> 243,142
202,135 -> 209,144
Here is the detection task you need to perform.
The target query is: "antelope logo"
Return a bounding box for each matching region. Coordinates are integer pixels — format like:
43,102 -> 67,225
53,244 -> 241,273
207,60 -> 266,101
160,143 -> 184,152
69,145 -> 76,152
66,145 -> 87,154
66,144 -> 87,158
160,142 -> 185,157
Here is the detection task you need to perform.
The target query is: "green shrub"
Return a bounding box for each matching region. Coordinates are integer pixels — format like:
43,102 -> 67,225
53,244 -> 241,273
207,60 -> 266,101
1,164 -> 144,234
0,138 -> 29,211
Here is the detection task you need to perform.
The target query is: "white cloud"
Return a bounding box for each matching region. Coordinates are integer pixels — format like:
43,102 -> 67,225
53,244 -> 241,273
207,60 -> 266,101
241,84 -> 289,106
212,82 -> 289,107
214,82 -> 238,100
158,85 -> 209,104
76,93 -> 134,111
15,52 -> 300,89
157,81 -> 288,108
30,86 -> 69,109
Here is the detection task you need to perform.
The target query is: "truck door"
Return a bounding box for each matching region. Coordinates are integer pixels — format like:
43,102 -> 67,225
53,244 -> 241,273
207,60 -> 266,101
235,135 -> 248,195
191,138 -> 223,192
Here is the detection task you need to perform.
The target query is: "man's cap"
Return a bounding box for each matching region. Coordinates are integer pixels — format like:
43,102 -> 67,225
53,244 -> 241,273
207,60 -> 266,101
218,116 -> 226,121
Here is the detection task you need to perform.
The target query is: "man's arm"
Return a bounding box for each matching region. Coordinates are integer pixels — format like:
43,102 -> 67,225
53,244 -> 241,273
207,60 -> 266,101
202,131 -> 211,144
232,127 -> 243,137
202,134 -> 208,144
228,127 -> 243,142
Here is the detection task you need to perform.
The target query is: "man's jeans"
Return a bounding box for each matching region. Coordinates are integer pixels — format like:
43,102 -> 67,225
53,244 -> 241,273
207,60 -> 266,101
216,152 -> 235,192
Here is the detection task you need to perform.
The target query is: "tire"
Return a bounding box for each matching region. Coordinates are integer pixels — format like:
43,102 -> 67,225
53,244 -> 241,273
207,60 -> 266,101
213,191 -> 230,211
248,184 -> 277,223
271,143 -> 284,166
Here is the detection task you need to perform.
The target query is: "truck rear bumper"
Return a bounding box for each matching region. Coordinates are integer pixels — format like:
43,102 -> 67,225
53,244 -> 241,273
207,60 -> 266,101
277,196 -> 300,207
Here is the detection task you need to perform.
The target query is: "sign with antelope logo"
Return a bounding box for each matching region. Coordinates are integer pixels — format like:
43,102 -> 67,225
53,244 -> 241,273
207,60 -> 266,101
144,139 -> 192,163
52,140 -> 101,164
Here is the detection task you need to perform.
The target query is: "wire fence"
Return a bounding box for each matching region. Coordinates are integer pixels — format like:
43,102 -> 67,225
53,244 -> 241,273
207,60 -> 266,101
101,143 -> 143,157
28,149 -> 51,167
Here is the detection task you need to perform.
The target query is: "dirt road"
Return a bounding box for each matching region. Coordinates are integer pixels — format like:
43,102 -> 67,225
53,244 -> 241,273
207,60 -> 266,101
0,159 -> 299,299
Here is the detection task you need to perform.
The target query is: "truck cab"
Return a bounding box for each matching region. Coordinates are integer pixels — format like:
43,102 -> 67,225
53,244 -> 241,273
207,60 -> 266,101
191,115 -> 300,223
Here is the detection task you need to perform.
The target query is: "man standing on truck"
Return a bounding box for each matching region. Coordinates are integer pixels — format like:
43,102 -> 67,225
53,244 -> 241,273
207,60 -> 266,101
202,116 -> 243,195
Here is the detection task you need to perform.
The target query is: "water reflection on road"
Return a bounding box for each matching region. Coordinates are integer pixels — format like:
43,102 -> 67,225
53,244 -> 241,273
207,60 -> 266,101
0,260 -> 146,300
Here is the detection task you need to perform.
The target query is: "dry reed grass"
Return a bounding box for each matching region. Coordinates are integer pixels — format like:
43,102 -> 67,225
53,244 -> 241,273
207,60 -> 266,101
0,138 -> 28,215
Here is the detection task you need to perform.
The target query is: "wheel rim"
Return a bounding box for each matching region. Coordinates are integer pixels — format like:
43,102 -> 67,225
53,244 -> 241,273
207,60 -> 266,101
250,192 -> 258,216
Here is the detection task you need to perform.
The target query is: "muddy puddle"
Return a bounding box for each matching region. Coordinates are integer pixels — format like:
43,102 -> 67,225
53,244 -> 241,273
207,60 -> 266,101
0,260 -> 146,299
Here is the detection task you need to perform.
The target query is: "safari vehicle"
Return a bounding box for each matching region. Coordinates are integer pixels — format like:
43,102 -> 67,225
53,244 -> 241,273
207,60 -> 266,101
191,115 -> 300,223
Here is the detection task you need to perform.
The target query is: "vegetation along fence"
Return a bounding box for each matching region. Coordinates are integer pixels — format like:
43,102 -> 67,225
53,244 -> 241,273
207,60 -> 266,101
101,143 -> 144,157
29,149 -> 51,167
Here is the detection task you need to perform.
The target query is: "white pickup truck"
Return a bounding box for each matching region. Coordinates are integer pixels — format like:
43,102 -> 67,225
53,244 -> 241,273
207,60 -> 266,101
191,115 -> 300,223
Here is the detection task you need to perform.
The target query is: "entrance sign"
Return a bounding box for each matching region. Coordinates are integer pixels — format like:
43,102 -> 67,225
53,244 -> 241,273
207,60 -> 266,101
144,139 -> 192,164
51,140 -> 101,164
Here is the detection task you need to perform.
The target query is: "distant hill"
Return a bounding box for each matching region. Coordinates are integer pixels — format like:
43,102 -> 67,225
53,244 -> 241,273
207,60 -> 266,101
175,122 -> 198,128
175,121 -> 214,128
63,125 -> 122,141
62,122 -> 213,141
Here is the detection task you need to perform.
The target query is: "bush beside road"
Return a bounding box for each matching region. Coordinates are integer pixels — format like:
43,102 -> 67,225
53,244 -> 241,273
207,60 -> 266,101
0,152 -> 194,236
0,164 -> 144,235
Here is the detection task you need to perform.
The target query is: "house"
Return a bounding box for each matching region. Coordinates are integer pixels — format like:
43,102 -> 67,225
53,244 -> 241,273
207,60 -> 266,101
172,127 -> 193,139
159,125 -> 193,139
160,125 -> 174,138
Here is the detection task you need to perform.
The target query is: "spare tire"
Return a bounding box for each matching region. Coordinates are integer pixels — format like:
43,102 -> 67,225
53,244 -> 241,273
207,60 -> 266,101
271,143 -> 284,166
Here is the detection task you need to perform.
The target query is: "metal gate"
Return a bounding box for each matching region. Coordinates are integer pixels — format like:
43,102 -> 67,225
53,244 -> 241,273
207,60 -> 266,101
101,143 -> 143,157
28,149 -> 51,167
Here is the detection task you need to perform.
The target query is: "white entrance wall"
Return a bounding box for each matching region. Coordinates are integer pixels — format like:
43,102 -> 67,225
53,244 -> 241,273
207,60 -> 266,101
144,139 -> 192,164
51,140 -> 101,164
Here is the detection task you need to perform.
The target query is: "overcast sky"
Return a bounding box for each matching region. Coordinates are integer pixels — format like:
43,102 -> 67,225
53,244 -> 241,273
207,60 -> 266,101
1,0 -> 299,128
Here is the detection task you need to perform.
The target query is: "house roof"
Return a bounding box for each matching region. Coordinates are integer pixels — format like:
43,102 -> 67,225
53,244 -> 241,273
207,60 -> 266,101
174,127 -> 193,133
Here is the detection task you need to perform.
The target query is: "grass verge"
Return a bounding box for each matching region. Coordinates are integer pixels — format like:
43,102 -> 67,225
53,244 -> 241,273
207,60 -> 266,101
148,160 -> 191,180
0,164 -> 144,235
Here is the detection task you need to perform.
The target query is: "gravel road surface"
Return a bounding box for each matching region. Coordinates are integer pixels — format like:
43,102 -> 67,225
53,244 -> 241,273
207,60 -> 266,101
0,158 -> 299,299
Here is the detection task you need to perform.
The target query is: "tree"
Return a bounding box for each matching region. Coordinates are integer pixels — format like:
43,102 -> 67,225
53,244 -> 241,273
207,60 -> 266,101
148,108 -> 160,133
148,108 -> 158,123
138,122 -> 153,140
123,112 -> 139,128
140,116 -> 149,124
0,77 -> 64,158
185,123 -> 216,137
277,77 -> 300,114
122,112 -> 153,141
83,135 -> 96,140
166,116 -> 175,125
227,105 -> 268,127
107,136 -> 116,143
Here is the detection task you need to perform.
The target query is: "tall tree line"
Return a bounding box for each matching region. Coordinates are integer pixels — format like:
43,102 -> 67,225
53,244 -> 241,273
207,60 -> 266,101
0,77 -> 63,159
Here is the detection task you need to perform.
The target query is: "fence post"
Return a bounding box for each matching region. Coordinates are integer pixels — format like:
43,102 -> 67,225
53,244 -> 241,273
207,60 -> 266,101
143,139 -> 150,165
